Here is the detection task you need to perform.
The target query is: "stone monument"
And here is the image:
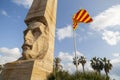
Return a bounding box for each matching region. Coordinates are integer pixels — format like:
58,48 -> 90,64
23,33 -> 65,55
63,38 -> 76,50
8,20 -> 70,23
0,0 -> 57,80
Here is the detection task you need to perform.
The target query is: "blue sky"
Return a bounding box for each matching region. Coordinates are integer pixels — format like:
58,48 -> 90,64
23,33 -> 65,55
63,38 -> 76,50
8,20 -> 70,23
0,0 -> 120,79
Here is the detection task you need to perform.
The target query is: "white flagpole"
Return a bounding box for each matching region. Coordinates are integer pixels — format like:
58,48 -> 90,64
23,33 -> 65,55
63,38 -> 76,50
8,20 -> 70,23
73,29 -> 78,72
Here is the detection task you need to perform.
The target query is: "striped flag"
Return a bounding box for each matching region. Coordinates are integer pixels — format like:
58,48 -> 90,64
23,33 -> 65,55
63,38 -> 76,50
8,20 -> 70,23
72,9 -> 93,30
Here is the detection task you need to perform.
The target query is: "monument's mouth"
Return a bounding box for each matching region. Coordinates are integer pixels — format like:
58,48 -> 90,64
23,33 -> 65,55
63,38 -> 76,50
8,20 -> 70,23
22,44 -> 32,50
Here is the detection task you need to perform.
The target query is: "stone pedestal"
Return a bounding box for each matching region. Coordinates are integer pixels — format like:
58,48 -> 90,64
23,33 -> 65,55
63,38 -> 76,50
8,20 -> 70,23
0,60 -> 52,80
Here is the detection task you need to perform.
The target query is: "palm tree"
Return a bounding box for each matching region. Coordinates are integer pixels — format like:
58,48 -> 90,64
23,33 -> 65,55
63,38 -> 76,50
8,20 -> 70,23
90,57 -> 97,73
101,57 -> 112,77
54,57 -> 62,72
0,64 -> 4,74
90,57 -> 104,75
78,56 -> 86,72
73,57 -> 80,71
53,57 -> 63,80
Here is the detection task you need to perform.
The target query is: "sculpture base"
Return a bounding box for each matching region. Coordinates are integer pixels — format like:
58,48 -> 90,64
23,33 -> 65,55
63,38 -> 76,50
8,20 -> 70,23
0,60 -> 52,80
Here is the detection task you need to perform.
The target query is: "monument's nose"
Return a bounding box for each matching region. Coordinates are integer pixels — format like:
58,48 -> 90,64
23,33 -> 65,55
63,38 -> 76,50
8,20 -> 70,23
24,30 -> 34,43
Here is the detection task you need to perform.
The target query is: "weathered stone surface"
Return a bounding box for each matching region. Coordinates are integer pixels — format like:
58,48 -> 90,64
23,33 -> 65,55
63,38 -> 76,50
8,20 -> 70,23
21,21 -> 49,60
0,60 -> 52,80
21,0 -> 57,61
0,60 -> 33,80
0,0 -> 57,80
25,0 -> 57,26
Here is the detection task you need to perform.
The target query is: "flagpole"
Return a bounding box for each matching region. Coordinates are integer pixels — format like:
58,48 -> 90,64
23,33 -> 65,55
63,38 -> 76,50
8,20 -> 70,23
72,8 -> 93,75
73,29 -> 78,72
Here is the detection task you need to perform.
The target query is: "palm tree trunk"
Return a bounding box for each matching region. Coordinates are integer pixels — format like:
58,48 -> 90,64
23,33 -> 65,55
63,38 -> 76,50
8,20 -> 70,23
98,70 -> 101,75
106,71 -> 108,77
82,65 -> 85,73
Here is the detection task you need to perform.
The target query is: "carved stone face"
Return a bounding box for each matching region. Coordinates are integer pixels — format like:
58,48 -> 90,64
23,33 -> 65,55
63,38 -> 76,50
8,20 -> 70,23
22,21 -> 49,60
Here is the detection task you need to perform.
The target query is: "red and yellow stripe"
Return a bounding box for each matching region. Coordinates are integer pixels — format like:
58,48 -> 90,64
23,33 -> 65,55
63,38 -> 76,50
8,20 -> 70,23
72,9 -> 93,30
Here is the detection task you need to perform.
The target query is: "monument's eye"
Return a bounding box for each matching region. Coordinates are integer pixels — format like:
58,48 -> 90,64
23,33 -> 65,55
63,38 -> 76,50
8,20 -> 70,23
32,28 -> 41,39
24,29 -> 29,36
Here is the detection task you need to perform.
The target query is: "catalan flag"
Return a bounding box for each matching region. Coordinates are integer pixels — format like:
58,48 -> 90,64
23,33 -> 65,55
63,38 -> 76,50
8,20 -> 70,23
72,9 -> 93,30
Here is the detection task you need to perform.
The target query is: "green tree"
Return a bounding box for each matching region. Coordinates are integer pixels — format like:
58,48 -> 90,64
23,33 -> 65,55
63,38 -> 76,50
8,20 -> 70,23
0,65 -> 4,74
90,57 -> 104,75
48,71 -> 106,80
54,57 -> 62,72
73,57 -> 80,72
101,57 -> 112,77
0,65 -> 2,71
53,57 -> 63,79
78,56 -> 86,72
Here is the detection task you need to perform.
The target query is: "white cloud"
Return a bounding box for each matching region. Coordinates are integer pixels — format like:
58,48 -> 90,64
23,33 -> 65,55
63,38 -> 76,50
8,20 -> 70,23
12,0 -> 33,8
0,47 -> 22,64
110,74 -> 120,80
110,57 -> 120,80
0,10 -> 9,17
58,52 -> 73,62
89,5 -> 120,46
56,25 -> 73,40
58,51 -> 92,73
90,5 -> 120,31
111,57 -> 120,64
112,53 -> 120,57
102,30 -> 120,46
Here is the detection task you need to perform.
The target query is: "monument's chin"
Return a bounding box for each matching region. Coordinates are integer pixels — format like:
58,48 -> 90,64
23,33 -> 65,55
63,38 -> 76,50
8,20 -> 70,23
22,51 -> 36,60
